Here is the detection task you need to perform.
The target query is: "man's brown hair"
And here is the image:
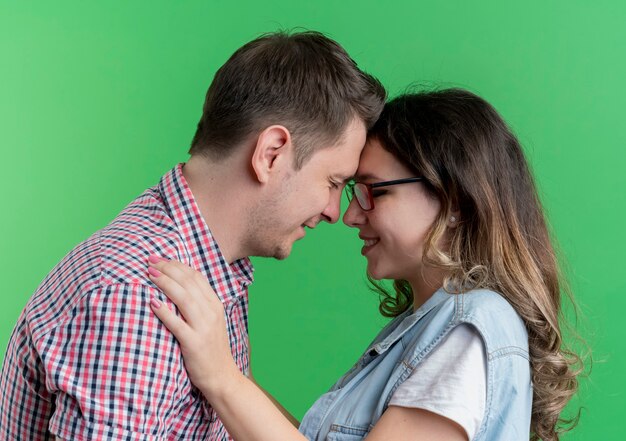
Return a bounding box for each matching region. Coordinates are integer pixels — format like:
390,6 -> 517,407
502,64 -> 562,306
190,31 -> 386,168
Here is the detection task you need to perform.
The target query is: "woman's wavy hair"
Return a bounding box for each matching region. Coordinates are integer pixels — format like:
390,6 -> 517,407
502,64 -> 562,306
368,88 -> 582,440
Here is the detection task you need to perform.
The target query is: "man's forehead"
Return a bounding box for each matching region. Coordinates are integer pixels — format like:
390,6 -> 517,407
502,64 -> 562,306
320,149 -> 361,178
331,158 -> 360,181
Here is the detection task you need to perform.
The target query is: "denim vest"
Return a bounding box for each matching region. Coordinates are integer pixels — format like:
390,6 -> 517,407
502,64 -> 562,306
299,288 -> 532,440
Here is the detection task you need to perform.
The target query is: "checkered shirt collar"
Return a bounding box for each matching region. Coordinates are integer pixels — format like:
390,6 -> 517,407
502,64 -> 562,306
157,164 -> 254,298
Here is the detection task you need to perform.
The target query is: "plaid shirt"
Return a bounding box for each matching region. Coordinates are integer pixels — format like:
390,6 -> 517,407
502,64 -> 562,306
0,164 -> 254,440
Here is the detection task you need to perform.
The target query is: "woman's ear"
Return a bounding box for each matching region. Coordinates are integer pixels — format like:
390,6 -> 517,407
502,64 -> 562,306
250,125 -> 293,184
448,208 -> 461,228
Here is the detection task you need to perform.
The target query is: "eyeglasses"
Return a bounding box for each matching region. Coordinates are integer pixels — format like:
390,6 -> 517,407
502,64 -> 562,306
345,177 -> 425,211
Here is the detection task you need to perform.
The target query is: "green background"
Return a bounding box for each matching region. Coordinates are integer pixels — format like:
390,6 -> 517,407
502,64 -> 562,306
1,1 -> 624,438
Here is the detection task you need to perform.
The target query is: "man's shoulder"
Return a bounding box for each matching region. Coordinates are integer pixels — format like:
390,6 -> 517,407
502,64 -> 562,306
101,189 -> 182,266
24,186 -> 189,334
95,186 -> 194,286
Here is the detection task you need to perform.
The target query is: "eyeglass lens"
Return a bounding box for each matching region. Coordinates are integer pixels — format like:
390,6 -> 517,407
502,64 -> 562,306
354,183 -> 371,210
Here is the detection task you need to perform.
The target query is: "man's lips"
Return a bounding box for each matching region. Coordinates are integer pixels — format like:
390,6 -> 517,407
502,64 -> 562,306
297,222 -> 317,239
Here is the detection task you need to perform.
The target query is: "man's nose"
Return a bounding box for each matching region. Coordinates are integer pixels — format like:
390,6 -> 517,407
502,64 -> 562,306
321,188 -> 343,224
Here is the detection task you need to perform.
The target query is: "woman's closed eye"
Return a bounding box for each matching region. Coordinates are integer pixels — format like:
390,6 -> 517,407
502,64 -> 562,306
372,189 -> 388,198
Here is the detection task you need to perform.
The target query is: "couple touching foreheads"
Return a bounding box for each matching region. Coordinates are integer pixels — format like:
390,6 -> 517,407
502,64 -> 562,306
1,31 -> 579,441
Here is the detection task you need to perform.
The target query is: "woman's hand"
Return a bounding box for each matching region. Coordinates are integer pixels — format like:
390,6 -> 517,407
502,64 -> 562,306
147,255 -> 240,399
147,256 -> 305,441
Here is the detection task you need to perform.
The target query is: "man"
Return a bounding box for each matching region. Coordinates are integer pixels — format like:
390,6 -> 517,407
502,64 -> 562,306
0,31 -> 385,440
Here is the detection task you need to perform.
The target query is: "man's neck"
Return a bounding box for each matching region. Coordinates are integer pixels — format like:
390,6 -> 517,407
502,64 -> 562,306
182,155 -> 249,264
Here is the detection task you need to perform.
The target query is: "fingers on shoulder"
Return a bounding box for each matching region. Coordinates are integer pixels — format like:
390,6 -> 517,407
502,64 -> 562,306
150,296 -> 189,339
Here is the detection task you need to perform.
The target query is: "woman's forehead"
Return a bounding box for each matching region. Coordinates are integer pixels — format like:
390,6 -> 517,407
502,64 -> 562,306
356,140 -> 402,178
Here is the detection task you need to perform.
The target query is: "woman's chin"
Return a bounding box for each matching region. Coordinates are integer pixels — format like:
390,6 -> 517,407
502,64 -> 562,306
366,264 -> 387,281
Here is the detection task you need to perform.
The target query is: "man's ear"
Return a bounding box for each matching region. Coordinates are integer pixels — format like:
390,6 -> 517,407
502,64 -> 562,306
250,125 -> 293,184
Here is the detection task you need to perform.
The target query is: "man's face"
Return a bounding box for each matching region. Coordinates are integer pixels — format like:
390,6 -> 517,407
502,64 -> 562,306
249,118 -> 367,259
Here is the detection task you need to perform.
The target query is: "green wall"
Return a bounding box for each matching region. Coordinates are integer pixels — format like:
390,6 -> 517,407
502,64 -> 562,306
1,1 -> 624,438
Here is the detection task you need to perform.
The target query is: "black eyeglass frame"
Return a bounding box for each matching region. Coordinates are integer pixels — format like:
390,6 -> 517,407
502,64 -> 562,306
346,177 -> 425,211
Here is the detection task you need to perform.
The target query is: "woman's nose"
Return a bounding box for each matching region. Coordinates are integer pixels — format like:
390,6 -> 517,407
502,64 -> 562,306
343,198 -> 366,227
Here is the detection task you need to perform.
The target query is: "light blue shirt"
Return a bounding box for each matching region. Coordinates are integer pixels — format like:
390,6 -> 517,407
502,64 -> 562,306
299,288 -> 532,440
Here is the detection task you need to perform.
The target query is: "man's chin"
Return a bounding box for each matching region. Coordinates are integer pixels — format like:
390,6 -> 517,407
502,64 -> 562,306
271,231 -> 304,260
251,233 -> 301,260
272,243 -> 293,260
250,241 -> 293,260
250,240 -> 293,260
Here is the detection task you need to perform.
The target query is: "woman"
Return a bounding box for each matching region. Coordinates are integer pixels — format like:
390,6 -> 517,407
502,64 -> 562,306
146,89 -> 580,440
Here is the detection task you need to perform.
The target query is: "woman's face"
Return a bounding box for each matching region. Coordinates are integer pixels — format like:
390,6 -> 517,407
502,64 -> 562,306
343,138 -> 442,283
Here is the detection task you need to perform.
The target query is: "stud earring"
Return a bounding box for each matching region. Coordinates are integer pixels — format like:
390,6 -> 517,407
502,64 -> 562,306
450,215 -> 457,223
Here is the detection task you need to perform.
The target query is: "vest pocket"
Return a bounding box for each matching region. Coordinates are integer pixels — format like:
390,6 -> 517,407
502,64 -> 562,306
327,423 -> 370,440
